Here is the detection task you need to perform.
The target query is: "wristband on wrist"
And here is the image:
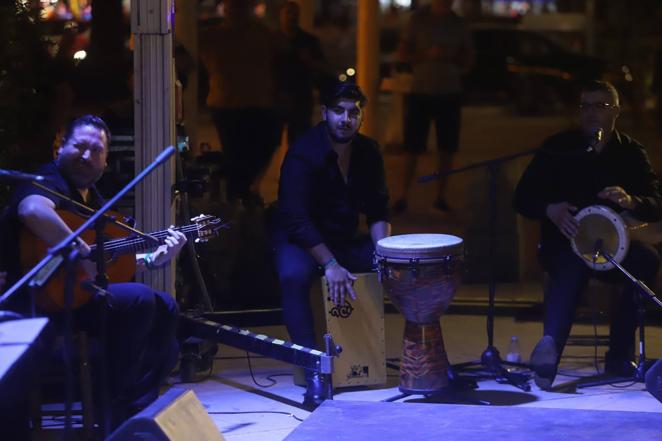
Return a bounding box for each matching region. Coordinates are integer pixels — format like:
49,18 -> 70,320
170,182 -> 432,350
144,252 -> 166,270
322,258 -> 338,270
143,252 -> 155,270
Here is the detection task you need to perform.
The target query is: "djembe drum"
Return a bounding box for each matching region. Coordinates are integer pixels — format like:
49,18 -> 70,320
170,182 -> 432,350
375,234 -> 464,394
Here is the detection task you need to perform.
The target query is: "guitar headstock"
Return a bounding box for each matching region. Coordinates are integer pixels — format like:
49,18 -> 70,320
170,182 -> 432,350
191,214 -> 225,243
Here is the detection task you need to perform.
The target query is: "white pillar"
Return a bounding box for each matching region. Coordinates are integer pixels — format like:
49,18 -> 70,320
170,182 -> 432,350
132,0 -> 176,293
357,0 -> 380,139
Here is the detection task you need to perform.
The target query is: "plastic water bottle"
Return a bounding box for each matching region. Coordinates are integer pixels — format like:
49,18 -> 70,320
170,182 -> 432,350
506,336 -> 522,363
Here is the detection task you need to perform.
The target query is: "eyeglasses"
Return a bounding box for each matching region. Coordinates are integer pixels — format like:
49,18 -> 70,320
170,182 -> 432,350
579,102 -> 617,111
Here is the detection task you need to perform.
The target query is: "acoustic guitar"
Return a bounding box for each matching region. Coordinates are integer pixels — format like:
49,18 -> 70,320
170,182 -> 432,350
19,210 -> 223,312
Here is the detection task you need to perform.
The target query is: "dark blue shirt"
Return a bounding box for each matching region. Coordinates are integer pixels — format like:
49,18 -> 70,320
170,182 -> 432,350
277,122 -> 390,249
9,162 -> 101,213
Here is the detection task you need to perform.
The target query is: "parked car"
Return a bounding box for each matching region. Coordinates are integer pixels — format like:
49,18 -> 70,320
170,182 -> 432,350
381,25 -> 630,114
463,26 -> 612,112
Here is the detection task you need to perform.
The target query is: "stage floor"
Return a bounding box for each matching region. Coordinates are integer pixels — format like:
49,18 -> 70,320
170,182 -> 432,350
29,284 -> 662,440
174,304 -> 662,441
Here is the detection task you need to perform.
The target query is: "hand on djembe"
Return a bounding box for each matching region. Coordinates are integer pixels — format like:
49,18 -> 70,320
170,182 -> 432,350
546,201 -> 579,239
325,264 -> 357,306
598,186 -> 636,210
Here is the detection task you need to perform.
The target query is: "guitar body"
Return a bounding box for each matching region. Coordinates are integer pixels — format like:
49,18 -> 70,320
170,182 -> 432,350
19,210 -> 137,312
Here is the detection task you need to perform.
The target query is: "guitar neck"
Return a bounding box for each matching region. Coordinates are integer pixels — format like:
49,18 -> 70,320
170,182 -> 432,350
90,224 -> 199,256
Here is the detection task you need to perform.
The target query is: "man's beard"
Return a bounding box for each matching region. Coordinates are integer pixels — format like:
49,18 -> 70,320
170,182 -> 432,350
327,125 -> 357,144
58,161 -> 102,189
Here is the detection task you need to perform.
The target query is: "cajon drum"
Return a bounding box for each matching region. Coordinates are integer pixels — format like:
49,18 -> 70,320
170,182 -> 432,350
296,272 -> 386,388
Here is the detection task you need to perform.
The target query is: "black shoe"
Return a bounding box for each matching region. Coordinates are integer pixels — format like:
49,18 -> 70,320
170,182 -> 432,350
392,198 -> 408,215
303,371 -> 327,409
605,358 -> 637,377
433,197 -> 451,213
530,335 -> 558,390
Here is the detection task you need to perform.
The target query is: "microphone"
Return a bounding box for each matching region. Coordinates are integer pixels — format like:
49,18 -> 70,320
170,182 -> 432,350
586,128 -> 603,152
0,169 -> 46,182
154,146 -> 176,165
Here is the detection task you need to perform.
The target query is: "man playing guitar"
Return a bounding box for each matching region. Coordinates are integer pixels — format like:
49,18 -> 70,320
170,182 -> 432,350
5,115 -> 186,430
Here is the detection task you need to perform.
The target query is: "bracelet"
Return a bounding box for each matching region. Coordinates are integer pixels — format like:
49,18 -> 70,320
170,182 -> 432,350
144,252 -> 166,270
322,258 -> 338,270
143,252 -> 155,270
144,251 -> 169,270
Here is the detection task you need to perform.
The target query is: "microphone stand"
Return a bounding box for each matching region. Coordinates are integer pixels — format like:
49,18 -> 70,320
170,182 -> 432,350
419,148 -> 538,392
577,248 -> 662,389
0,146 -> 175,438
173,142 -> 213,312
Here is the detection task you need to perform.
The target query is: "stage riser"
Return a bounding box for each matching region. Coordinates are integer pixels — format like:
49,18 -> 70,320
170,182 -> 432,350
285,400 -> 662,441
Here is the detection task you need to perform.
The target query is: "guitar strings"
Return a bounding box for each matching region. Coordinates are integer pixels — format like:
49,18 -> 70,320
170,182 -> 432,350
90,225 -> 201,253
96,226 -> 197,251
88,220 -> 228,254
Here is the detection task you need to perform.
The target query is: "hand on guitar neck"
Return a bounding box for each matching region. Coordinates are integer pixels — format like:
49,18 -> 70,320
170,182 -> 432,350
19,204 -> 223,311
136,228 -> 187,271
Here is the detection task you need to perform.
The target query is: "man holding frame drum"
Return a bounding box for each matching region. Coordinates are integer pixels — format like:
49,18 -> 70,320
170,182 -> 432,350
514,80 -> 662,390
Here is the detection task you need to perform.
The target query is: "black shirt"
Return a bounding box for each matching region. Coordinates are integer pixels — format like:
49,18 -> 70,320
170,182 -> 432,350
10,162 -> 102,212
5,162 -> 102,286
277,122 -> 390,249
513,128 -> 662,254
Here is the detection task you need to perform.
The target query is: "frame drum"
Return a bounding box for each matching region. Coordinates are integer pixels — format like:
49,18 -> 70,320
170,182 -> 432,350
571,205 -> 628,271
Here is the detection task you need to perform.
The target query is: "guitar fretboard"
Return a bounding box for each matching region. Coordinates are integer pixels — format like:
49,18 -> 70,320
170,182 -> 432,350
89,224 -> 200,256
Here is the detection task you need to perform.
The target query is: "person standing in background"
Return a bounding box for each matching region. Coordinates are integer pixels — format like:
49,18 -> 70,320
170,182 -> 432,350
275,1 -> 331,148
392,0 -> 474,214
200,0 -> 281,206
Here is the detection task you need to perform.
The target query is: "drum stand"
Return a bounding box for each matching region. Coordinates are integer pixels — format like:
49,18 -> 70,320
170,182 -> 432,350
577,248 -> 662,389
420,152 -> 537,392
382,362 -> 487,405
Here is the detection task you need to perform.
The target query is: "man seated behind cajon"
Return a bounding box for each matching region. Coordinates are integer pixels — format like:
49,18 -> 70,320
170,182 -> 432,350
271,82 -> 391,405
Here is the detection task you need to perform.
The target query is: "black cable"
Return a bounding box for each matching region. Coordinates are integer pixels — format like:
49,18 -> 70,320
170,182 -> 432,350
246,351 -> 278,387
265,373 -> 293,383
207,410 -> 305,422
